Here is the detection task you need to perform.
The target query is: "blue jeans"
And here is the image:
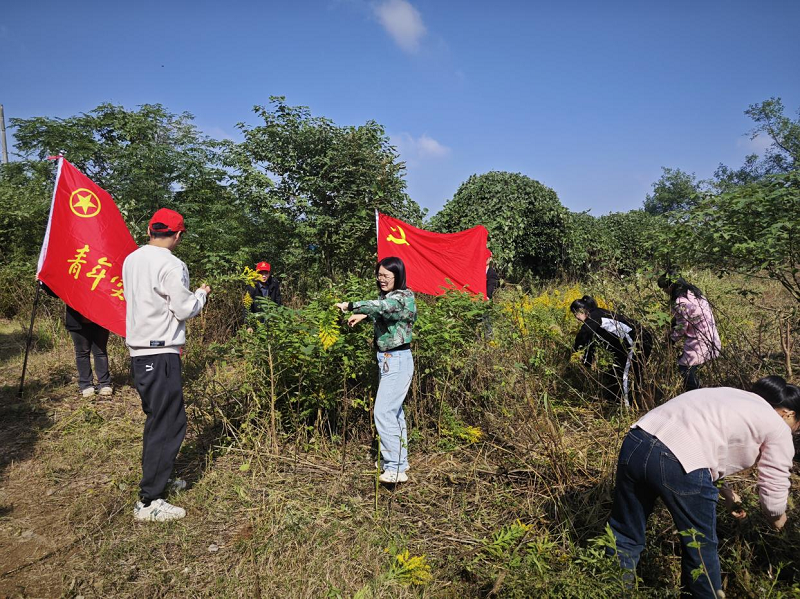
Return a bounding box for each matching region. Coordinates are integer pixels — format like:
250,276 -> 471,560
375,350 -> 413,473
608,427 -> 721,597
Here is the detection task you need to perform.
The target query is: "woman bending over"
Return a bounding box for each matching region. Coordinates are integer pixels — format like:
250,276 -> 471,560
607,376 -> 799,597
657,271 -> 721,390
570,295 -> 652,408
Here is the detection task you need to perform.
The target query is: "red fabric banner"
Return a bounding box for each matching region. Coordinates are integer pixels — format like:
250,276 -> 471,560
376,212 -> 491,297
37,158 -> 138,337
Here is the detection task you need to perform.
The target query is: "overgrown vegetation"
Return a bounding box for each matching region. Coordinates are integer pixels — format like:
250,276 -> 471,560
1,96 -> 799,597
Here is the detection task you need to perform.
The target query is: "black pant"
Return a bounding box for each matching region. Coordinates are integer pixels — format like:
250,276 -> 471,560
131,354 -> 187,503
679,364 -> 701,391
609,336 -> 652,406
69,325 -> 110,391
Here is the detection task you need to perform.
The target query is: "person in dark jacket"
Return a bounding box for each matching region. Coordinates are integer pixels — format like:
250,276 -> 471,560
40,281 -> 112,397
486,254 -> 500,300
245,261 -> 281,311
570,295 -> 652,408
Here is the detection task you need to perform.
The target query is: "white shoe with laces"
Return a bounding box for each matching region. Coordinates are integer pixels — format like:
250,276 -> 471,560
81,387 -> 95,398
378,470 -> 409,484
98,386 -> 113,396
134,498 -> 186,522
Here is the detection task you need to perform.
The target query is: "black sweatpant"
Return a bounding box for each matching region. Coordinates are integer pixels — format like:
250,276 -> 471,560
131,353 -> 187,504
69,325 -> 110,391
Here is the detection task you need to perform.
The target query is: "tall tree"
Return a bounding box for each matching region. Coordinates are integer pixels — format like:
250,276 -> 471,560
230,97 -> 425,278
744,97 -> 800,173
673,170 -> 800,302
643,167 -> 701,215
430,171 -> 567,279
8,103 -> 249,273
711,98 -> 800,193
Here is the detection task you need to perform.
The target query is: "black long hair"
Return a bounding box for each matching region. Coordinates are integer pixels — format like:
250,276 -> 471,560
657,270 -> 704,303
375,256 -> 407,295
751,376 -> 800,413
569,295 -> 598,315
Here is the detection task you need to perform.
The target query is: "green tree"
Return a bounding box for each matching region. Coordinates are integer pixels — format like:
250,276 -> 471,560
711,98 -> 800,193
596,210 -> 666,274
229,97 -> 425,279
430,171 -> 568,280
673,170 -> 800,302
561,210 -> 667,277
8,103 -> 252,274
643,167 -> 701,215
744,97 -> 800,173
0,160 -> 54,263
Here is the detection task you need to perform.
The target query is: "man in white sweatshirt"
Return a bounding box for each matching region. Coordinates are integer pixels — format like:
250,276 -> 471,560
123,208 -> 211,522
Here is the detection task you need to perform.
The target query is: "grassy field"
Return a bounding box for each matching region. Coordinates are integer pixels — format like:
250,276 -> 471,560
1,273 -> 799,598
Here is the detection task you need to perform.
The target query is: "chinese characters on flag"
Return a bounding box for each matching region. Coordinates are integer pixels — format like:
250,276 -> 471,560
376,211 -> 491,297
37,158 -> 138,337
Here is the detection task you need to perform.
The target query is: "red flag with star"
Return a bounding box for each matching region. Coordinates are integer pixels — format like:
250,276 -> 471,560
376,211 -> 491,297
36,158 -> 138,337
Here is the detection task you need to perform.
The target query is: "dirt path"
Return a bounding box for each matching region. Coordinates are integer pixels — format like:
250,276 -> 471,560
0,319 -> 136,597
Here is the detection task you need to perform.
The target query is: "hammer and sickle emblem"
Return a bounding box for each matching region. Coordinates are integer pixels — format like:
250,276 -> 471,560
386,225 -> 410,246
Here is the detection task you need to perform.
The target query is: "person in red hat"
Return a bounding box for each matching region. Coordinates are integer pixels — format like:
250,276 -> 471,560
122,208 -> 211,522
245,260 -> 281,312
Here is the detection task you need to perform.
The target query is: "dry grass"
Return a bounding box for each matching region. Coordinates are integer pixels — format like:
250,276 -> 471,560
1,271 -> 799,598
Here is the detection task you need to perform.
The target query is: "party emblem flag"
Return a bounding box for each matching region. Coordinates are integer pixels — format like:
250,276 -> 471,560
37,157 -> 138,337
376,211 -> 491,297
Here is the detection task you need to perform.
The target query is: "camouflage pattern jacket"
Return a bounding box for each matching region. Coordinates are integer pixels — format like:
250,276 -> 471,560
352,289 -> 417,352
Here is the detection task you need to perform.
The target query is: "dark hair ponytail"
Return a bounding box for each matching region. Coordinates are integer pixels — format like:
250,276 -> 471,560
751,375 -> 800,413
657,270 -> 704,303
570,295 -> 598,315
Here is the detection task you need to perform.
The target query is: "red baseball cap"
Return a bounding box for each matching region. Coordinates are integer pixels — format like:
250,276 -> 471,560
256,261 -> 271,272
149,208 -> 186,234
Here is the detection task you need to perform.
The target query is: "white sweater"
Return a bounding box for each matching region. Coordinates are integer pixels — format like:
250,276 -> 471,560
635,388 -> 795,516
122,245 -> 207,357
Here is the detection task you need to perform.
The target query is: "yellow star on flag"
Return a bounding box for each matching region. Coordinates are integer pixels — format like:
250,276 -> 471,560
69,188 -> 101,218
73,193 -> 97,214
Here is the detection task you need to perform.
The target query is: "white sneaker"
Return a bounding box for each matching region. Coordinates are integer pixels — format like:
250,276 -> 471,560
134,498 -> 186,522
378,470 -> 409,484
98,386 -> 113,396
81,387 -> 95,398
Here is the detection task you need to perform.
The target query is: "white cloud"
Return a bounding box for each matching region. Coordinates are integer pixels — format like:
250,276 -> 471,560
392,132 -> 450,161
373,0 -> 426,53
737,133 -> 772,153
415,134 -> 450,158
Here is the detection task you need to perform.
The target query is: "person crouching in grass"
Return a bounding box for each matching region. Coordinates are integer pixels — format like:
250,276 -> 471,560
606,376 -> 799,597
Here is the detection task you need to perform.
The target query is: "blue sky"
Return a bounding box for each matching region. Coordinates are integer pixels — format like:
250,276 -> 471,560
2,0 -> 798,216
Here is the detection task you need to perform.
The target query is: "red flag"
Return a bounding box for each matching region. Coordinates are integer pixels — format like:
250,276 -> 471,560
376,211 -> 491,297
37,158 -> 138,337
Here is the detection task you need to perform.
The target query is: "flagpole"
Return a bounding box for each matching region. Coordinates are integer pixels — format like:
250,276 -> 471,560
17,284 -> 42,398
20,156 -> 64,397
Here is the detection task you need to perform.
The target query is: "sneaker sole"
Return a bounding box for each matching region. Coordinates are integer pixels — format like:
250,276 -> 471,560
378,472 -> 409,484
134,509 -> 186,522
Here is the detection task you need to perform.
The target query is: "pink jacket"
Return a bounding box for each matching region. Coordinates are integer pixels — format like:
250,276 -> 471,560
636,387 -> 795,516
672,291 -> 721,366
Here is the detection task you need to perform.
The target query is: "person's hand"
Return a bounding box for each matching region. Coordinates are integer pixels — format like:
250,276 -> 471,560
347,314 -> 367,328
199,284 -> 212,295
720,487 -> 746,520
767,512 -> 788,531
335,302 -> 349,312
